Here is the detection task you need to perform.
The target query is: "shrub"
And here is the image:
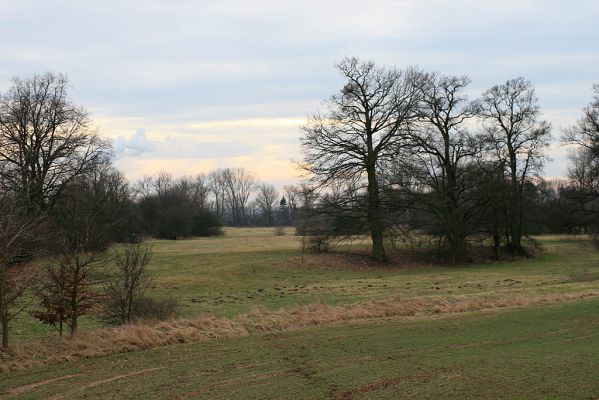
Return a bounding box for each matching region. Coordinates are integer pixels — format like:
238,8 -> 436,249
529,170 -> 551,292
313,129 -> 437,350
130,296 -> 180,322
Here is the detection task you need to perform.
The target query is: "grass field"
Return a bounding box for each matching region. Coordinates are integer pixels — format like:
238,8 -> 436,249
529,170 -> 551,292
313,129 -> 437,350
2,299 -> 598,399
2,229 -> 599,398
14,228 -> 599,339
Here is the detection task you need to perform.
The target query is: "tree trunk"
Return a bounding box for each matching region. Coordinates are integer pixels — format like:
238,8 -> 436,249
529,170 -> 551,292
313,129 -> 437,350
493,231 -> 501,260
0,279 -> 8,348
371,229 -> 385,262
508,151 -> 526,256
510,226 -> 524,255
506,193 -> 525,255
70,314 -> 78,338
70,276 -> 78,338
127,290 -> 133,323
1,313 -> 8,348
366,164 -> 386,262
447,231 -> 465,263
445,159 -> 465,262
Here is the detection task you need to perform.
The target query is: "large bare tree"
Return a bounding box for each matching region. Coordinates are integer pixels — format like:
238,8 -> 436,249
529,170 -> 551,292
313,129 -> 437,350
478,77 -> 551,254
564,84 -> 599,153
563,84 -> 599,238
406,73 -> 479,261
300,57 -> 422,261
0,73 -> 110,211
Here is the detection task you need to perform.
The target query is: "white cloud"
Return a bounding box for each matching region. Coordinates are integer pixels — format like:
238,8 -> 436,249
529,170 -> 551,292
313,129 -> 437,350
113,128 -> 155,158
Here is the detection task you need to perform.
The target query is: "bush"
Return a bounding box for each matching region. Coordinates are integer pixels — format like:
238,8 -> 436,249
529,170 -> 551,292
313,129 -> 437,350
191,209 -> 223,237
130,296 -> 179,322
101,244 -> 152,324
101,295 -> 179,324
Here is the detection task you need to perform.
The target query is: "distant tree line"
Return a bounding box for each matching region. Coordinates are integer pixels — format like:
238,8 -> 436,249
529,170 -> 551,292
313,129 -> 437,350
133,169 -> 299,237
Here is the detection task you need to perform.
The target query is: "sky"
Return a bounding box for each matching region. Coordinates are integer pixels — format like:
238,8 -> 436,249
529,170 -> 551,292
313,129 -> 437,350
1,0 -> 598,186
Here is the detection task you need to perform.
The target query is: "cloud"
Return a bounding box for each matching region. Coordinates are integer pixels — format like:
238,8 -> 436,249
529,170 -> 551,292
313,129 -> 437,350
113,128 -> 155,158
2,0 -> 598,182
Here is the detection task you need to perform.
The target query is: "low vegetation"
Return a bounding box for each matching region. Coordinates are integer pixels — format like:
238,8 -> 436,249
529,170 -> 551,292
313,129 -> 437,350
2,297 -> 599,399
0,231 -> 598,392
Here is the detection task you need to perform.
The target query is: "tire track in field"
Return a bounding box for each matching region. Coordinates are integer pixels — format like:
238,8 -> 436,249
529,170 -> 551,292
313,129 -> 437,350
2,374 -> 84,398
169,370 -> 289,399
47,367 -> 165,400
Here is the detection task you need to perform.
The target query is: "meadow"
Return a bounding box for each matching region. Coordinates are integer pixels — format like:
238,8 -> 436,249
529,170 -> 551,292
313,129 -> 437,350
1,228 -> 599,398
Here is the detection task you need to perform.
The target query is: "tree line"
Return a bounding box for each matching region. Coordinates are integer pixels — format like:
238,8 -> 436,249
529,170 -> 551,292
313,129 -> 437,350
135,169 -> 299,237
298,57 -> 599,262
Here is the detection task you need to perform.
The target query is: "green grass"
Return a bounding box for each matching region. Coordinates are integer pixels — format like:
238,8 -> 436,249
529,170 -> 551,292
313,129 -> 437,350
2,298 -> 598,399
3,230 -> 599,398
142,232 -> 599,318
10,230 -> 599,341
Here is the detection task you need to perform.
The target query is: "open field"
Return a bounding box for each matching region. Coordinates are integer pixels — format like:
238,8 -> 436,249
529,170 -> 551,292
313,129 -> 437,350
11,228 -> 599,341
2,299 -> 599,399
2,229 -> 599,398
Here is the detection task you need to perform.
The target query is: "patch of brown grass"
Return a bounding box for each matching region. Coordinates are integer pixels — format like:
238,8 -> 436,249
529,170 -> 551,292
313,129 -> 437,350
2,290 -> 598,372
284,251 -> 439,272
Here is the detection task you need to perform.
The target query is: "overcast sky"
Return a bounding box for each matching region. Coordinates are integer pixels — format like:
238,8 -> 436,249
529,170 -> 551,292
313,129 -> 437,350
1,0 -> 597,185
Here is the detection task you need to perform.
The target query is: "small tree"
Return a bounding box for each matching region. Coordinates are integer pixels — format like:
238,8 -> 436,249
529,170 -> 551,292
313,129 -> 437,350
31,251 -> 101,338
31,262 -> 75,337
43,178 -> 110,337
103,244 -> 152,324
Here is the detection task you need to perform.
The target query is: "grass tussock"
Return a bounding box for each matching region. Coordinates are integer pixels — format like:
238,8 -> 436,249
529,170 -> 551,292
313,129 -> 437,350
2,290 -> 598,372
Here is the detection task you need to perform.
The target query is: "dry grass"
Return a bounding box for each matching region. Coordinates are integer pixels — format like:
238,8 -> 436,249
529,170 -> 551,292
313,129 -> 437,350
284,250 -> 442,272
2,290 -> 598,372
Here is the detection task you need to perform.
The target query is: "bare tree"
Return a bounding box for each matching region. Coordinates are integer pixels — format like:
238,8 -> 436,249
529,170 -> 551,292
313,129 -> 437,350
407,73 -> 479,261
191,174 -> 211,209
282,184 -> 298,224
133,175 -> 155,201
220,168 -> 257,226
300,57 -> 422,261
47,179 -> 111,337
102,244 -> 152,324
563,84 -> 599,152
152,171 -> 174,200
209,169 -> 227,218
295,182 -> 318,210
563,84 -> 599,241
256,183 -> 278,226
0,191 -> 40,348
0,73 -> 110,212
478,77 -> 551,254
34,251 -> 100,338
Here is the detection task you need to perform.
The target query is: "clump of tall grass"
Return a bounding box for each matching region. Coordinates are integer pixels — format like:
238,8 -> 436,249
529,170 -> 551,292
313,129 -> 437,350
2,290 -> 597,372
